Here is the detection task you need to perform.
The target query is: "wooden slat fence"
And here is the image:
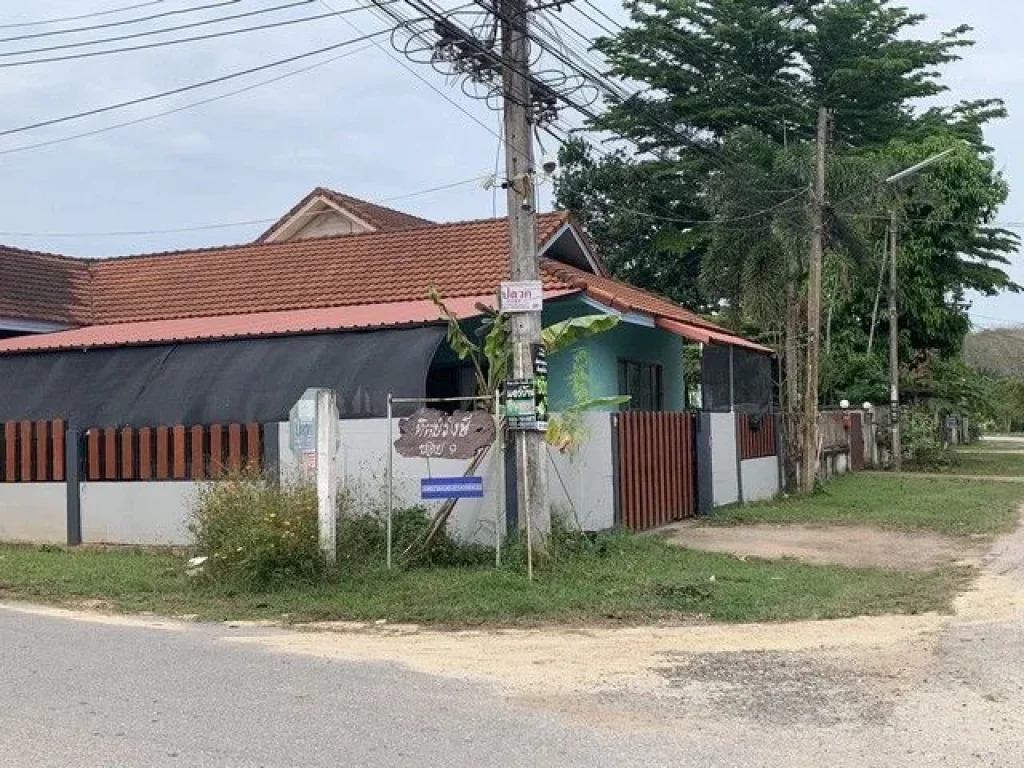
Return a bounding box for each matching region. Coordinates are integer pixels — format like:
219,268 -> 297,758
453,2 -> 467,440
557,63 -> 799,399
0,420 -> 65,483
614,411 -> 697,531
84,423 -> 263,481
736,412 -> 777,460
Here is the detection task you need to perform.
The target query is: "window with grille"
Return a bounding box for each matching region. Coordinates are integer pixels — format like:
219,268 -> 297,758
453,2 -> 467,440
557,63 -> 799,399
618,360 -> 664,412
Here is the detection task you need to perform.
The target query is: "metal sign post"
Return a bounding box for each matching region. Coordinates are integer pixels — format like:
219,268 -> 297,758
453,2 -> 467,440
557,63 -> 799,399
386,393 -> 394,570
494,389 -> 503,567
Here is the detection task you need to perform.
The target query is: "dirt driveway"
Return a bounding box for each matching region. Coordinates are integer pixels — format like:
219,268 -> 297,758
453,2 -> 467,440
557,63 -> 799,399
657,522 -> 985,569
219,510 -> 1024,765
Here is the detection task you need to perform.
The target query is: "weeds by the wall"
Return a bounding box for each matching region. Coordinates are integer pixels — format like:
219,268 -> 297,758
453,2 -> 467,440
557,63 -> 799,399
190,474 -> 492,588
189,475 -> 324,589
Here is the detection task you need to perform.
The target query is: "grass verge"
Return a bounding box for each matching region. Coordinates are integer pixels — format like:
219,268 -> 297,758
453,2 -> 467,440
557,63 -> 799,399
965,440 -> 1024,452
703,474 -> 1024,536
0,536 -> 969,626
942,451 -> 1024,478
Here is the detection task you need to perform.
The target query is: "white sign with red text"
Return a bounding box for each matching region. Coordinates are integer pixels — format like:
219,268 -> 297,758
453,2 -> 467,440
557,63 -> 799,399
499,280 -> 544,313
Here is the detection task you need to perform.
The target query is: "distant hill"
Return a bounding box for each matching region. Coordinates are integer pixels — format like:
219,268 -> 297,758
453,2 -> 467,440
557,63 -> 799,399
964,326 -> 1024,376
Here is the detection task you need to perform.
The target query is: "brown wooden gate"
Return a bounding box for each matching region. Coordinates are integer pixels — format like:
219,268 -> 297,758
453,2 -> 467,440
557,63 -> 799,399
614,412 -> 697,531
849,413 -> 865,471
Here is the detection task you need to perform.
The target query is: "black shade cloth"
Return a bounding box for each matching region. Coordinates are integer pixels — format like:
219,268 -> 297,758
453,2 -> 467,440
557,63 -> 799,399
701,344 -> 773,413
701,343 -> 732,412
733,348 -> 773,414
0,327 -> 444,427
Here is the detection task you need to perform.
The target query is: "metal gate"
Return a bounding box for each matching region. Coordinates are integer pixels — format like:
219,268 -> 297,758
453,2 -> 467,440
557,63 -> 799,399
613,411 -> 697,531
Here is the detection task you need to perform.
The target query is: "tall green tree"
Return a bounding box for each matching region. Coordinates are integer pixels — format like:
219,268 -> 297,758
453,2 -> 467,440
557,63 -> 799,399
554,0 -> 1017,407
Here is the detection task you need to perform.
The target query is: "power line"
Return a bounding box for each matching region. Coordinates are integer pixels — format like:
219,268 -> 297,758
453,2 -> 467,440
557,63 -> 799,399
0,0 -> 240,43
0,1 -> 164,30
0,8 -> 367,69
0,1 -> 319,58
317,0 -> 538,166
566,0 -> 813,124
562,0 -> 616,37
445,0 -> 764,176
0,40 -> 381,157
0,28 -> 389,140
0,177 -> 484,238
616,190 -> 806,227
844,211 -> 1024,230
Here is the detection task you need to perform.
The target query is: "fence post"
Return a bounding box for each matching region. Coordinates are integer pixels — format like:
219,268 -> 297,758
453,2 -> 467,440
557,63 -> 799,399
504,431 -> 519,537
696,412 -> 714,514
65,423 -> 82,546
262,422 -> 280,481
734,412 -> 745,505
315,389 -> 339,566
610,413 -> 622,527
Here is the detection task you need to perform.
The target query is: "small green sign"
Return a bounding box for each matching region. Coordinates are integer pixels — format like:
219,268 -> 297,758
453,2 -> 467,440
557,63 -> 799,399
505,378 -> 537,430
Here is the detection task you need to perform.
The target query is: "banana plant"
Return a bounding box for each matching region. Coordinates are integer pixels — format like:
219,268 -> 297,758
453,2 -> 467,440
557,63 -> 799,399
429,287 -> 629,452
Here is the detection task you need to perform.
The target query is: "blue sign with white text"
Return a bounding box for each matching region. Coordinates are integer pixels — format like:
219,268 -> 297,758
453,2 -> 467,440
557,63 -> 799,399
421,476 -> 485,500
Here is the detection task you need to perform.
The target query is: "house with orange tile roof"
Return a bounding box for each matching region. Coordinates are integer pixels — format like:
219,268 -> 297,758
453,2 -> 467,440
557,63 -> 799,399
0,186 -> 768,419
0,188 -> 780,544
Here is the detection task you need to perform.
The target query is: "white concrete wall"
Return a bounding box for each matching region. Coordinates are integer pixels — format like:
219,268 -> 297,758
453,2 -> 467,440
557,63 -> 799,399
81,482 -> 200,546
545,413 -> 615,531
740,457 -> 780,503
709,411 -> 740,507
279,419 -> 503,546
279,412 -> 617,544
0,484 -> 65,544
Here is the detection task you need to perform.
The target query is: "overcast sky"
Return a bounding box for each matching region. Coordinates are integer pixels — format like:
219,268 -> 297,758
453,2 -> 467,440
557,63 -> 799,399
1,0 -> 1020,328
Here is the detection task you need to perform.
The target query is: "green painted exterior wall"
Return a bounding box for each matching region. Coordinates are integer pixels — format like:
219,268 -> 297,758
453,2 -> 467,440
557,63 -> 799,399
543,297 -> 687,412
427,296 -> 688,412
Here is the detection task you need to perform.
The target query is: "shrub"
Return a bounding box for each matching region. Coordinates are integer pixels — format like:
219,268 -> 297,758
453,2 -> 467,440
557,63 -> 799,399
901,407 -> 960,470
189,475 -> 324,589
502,512 -> 618,568
338,506 -> 491,569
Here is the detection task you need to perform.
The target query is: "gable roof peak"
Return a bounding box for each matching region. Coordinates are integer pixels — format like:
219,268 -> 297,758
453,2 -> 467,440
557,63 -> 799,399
256,185 -> 436,243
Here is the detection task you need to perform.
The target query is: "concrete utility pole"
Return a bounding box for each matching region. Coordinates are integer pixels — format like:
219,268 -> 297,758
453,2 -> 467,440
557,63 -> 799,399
888,211 -> 902,470
802,106 -> 829,494
499,0 -> 549,548
882,147 -> 956,471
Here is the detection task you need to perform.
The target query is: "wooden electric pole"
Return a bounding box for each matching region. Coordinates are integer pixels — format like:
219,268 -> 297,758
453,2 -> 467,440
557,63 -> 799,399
802,107 -> 829,494
499,0 -> 549,550
888,210 -> 902,470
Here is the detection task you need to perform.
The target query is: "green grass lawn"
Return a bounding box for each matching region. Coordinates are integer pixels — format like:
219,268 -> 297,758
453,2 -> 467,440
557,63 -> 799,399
704,474 -> 1024,536
944,451 -> 1024,478
964,440 -> 1024,452
0,535 -> 969,626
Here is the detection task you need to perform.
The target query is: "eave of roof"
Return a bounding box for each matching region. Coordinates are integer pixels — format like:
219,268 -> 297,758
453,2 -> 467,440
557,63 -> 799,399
0,291 -> 579,355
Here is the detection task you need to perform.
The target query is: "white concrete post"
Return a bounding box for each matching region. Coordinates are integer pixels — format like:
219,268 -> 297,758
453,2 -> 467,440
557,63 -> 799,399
315,389 -> 339,565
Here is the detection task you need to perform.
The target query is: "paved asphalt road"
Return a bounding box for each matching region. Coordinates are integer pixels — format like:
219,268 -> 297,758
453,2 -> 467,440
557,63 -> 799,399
0,607 -> 704,768
3,513 -> 1024,766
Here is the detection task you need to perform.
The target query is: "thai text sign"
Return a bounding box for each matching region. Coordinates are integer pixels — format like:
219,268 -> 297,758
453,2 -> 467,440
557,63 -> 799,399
394,408 -> 496,460
499,280 -> 543,313
505,378 -> 537,430
421,476 -> 485,500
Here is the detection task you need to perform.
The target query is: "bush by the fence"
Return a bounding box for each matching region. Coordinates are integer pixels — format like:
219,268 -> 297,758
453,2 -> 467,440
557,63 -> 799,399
190,475 -> 492,587
901,407 -> 960,470
189,476 -> 324,588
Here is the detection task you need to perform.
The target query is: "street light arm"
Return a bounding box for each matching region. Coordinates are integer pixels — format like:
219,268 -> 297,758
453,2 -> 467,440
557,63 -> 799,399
884,147 -> 958,185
